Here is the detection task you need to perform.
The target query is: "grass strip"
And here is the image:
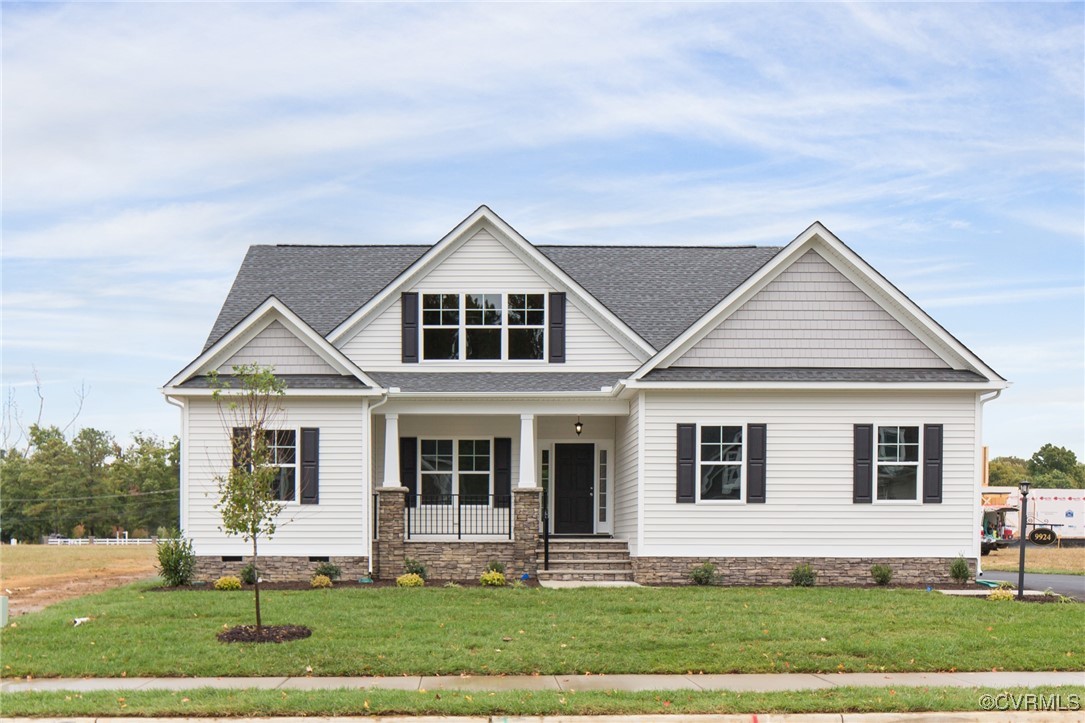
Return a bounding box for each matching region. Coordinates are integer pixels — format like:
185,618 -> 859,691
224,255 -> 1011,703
3,583 -> 1082,678
4,685 -> 1084,717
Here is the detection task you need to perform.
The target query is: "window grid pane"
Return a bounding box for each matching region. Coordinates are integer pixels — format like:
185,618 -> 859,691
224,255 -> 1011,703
875,426 -> 920,501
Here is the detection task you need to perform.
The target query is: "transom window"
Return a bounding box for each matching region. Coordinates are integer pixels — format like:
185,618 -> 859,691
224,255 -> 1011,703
699,425 -> 743,501
421,293 -> 545,361
876,426 -> 920,501
419,438 -> 492,504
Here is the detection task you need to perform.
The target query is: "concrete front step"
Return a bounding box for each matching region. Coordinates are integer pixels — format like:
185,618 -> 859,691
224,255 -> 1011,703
536,551 -> 631,561
541,558 -> 633,569
537,569 -> 635,582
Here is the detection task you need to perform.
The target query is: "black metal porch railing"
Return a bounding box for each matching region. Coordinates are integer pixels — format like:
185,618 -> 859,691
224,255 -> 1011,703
372,493 -> 379,541
405,494 -> 512,539
542,488 -> 550,570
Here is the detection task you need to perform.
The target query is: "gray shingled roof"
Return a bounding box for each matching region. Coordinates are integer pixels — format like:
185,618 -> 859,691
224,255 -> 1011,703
538,245 -> 780,349
204,245 -> 429,351
367,372 -> 620,393
204,243 -> 782,352
180,374 -> 370,389
640,368 -> 989,383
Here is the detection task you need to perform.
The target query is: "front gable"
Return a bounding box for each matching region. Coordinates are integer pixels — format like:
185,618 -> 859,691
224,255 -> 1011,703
164,297 -> 378,391
672,249 -> 949,368
635,222 -> 1004,383
333,207 -> 651,371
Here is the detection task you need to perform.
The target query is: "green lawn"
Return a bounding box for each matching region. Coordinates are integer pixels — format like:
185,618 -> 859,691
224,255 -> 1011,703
1,583 -> 1082,678
5,686 -> 1084,717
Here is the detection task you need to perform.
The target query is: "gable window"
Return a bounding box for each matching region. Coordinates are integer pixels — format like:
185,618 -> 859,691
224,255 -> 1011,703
420,293 -> 545,361
876,425 -> 919,501
422,294 -> 460,360
419,438 -> 492,504
699,425 -> 743,501
507,293 -> 545,360
231,428 -> 297,502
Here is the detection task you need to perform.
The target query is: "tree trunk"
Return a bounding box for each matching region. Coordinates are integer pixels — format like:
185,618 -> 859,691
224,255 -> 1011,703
253,537 -> 262,631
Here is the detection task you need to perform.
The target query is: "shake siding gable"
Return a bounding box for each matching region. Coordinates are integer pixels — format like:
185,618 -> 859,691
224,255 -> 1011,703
338,228 -> 641,371
638,391 -> 977,558
671,250 -> 950,368
218,320 -> 338,375
184,397 -> 367,556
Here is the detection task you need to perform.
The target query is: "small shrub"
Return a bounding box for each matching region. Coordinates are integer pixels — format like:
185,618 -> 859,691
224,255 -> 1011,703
949,556 -> 971,583
403,558 -> 428,581
987,588 -> 1014,602
156,532 -> 196,587
313,562 -> 342,581
484,560 -> 506,574
214,575 -> 242,591
688,561 -> 718,586
443,581 -> 461,588
310,574 -> 332,589
396,572 -> 425,587
995,580 -> 1015,590
870,564 -> 893,586
479,570 -> 507,587
239,563 -> 258,585
790,562 -> 817,587
512,579 -> 526,589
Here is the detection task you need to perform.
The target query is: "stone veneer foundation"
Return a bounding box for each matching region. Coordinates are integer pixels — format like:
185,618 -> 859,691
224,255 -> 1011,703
194,555 -> 370,582
631,556 -> 974,586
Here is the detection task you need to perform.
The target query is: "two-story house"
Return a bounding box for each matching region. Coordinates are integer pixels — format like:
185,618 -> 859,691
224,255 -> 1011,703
162,206 -> 1006,584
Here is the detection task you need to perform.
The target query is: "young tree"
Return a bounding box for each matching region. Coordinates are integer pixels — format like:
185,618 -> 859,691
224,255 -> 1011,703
210,364 -> 287,630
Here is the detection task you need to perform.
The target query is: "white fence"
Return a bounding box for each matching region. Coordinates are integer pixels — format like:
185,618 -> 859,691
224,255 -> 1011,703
46,537 -> 157,546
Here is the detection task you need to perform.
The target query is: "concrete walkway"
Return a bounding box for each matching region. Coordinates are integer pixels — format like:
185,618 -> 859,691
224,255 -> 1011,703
2,670 -> 1082,694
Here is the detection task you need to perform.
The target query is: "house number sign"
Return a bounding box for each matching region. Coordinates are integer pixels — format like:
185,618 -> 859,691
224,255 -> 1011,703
1027,528 -> 1057,546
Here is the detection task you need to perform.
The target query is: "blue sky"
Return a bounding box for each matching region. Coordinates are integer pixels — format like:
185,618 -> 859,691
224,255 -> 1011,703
2,2 -> 1082,459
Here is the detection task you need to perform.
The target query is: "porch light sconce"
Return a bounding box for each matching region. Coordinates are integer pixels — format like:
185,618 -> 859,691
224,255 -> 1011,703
574,416 -> 583,436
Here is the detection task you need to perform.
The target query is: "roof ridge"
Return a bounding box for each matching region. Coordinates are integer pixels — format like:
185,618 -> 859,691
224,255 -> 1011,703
538,244 -> 782,250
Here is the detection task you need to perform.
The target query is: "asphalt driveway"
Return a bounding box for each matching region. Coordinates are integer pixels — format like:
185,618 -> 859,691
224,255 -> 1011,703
979,570 -> 1085,600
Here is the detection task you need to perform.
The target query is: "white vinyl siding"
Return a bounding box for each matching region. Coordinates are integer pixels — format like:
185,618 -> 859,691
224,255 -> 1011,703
184,397 -> 367,556
338,229 -> 642,371
218,320 -> 338,375
638,390 -> 978,558
672,250 -> 949,368
372,414 -> 523,489
612,397 -> 640,554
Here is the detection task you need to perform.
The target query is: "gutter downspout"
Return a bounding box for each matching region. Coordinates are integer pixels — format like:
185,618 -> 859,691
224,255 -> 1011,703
975,389 -> 1003,577
366,391 -> 391,575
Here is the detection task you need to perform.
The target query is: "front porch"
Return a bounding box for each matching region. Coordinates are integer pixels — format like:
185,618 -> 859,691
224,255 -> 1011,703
370,407 -> 628,580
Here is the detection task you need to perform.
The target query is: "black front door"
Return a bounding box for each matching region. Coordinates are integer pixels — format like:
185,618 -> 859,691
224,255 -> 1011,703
554,443 -> 594,534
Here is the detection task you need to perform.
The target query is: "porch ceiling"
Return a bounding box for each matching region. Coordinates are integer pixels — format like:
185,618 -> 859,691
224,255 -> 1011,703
367,372 -> 623,393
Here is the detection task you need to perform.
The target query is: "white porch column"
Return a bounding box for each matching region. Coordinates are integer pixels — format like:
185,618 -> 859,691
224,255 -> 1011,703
518,413 -> 537,488
382,414 -> 401,487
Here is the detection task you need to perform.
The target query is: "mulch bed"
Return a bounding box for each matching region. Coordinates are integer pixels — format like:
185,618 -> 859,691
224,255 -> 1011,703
217,624 -> 312,643
159,578 -> 540,591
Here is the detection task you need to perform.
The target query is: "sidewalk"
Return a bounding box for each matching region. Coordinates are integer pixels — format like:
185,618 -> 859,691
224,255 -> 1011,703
2,670 -> 1082,693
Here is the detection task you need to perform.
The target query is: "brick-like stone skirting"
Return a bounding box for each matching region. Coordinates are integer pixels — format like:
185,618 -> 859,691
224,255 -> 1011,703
193,555 -> 370,582
375,486 -> 542,581
631,556 -> 975,586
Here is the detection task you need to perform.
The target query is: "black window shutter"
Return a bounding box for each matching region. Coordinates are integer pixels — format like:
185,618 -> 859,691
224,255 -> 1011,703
401,292 -> 419,363
746,423 -> 767,503
399,437 -> 417,499
300,428 -> 319,504
548,292 -> 566,363
494,438 -> 512,508
232,427 -> 251,470
922,424 -> 943,504
853,424 -> 874,504
676,423 -> 696,503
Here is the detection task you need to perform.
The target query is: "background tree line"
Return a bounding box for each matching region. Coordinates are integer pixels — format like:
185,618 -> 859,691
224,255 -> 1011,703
0,424 -> 179,542
989,442 -> 1085,489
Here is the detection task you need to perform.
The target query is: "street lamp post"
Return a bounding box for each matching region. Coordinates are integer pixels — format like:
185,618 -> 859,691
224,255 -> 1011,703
1017,479 -> 1031,600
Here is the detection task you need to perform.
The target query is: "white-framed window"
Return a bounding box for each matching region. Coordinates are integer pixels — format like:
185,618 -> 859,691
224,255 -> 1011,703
419,438 -> 492,504
421,293 -> 546,361
699,424 -> 743,502
232,428 -> 298,502
876,425 -> 920,501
